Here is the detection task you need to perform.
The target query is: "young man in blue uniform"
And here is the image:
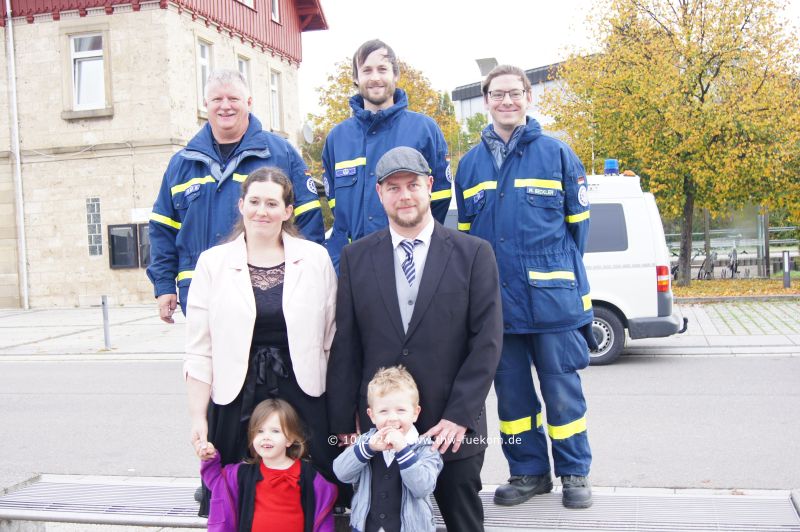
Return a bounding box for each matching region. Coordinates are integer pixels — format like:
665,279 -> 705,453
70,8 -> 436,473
455,65 -> 597,509
321,39 -> 452,268
147,69 -> 324,322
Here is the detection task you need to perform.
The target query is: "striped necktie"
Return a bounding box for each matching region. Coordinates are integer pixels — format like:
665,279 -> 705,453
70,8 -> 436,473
399,239 -> 422,286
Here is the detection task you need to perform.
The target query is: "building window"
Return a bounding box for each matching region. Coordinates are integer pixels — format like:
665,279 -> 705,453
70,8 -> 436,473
108,224 -> 138,268
86,197 -> 102,256
235,0 -> 254,8
237,56 -> 251,88
108,223 -> 150,268
61,24 -> 113,119
197,40 -> 213,110
71,34 -> 105,110
270,70 -> 283,132
271,0 -> 280,22
138,223 -> 150,267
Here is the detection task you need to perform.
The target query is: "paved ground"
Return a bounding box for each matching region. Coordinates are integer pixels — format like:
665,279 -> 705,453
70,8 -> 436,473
1,300 -> 798,529
625,300 -> 800,355
2,300 -> 799,359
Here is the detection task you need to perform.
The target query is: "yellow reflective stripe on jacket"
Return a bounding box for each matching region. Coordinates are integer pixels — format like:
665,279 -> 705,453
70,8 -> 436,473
294,200 -> 321,216
582,294 -> 592,311
547,416 -> 587,440
150,213 -> 181,230
171,176 -> 215,196
528,270 -> 576,281
499,413 -> 543,435
176,270 -> 194,281
232,173 -> 248,183
566,211 -> 590,223
457,222 -> 471,232
514,178 -> 562,190
328,198 -> 336,209
431,189 -> 452,201
463,180 -> 497,199
334,157 -> 367,170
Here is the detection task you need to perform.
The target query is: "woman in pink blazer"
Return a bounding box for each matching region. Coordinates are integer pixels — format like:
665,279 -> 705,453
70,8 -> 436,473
183,167 -> 338,516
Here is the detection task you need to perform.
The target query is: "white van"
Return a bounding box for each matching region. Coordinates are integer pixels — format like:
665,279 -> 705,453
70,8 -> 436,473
582,173 -> 687,364
444,172 -> 687,365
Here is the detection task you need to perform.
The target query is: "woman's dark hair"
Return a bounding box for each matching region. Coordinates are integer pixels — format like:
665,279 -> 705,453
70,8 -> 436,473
226,166 -> 300,242
246,398 -> 307,462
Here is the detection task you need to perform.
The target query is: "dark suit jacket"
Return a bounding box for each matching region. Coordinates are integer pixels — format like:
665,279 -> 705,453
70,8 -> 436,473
326,221 -> 503,461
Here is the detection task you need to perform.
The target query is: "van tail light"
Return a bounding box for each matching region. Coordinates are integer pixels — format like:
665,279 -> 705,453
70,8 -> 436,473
656,265 -> 671,292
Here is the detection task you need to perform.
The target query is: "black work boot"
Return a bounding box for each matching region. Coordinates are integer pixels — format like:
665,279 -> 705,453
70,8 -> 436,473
561,475 -> 592,509
493,474 -> 553,506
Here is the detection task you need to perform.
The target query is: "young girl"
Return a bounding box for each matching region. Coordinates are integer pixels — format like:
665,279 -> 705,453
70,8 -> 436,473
198,398 -> 337,532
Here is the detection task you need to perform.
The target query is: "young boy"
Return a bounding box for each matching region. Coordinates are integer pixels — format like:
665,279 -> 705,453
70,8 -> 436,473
333,366 -> 443,532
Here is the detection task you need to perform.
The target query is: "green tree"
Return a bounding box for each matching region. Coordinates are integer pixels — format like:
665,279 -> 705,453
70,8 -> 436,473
541,0 -> 800,285
464,113 -> 488,150
304,59 -> 462,184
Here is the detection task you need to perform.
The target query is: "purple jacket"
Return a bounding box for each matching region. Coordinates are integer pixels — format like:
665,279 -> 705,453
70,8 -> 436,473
201,454 -> 337,532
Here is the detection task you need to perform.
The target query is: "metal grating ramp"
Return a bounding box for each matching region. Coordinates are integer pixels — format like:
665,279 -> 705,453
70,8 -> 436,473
0,476 -> 799,531
432,489 -> 800,531
0,475 -> 205,527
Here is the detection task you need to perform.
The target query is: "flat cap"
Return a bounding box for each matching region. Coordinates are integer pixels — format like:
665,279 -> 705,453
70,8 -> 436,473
375,146 -> 431,183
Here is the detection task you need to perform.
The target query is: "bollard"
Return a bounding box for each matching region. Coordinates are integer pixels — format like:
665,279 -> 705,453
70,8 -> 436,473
101,295 -> 111,349
784,251 -> 791,289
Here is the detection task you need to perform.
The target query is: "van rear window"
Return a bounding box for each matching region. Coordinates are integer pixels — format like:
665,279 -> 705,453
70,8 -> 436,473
586,203 -> 628,253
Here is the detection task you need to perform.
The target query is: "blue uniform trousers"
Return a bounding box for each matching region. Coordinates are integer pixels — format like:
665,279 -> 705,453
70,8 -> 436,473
496,331 -> 592,477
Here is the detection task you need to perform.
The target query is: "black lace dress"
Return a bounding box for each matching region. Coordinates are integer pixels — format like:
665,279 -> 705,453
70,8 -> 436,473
199,263 -> 341,515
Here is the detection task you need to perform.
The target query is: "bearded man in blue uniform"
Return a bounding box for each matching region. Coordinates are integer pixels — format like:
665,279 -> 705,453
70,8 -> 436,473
455,65 -> 597,509
321,39 -> 452,268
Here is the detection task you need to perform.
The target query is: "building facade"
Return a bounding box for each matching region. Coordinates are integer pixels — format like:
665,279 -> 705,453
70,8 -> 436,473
1,0 -> 325,307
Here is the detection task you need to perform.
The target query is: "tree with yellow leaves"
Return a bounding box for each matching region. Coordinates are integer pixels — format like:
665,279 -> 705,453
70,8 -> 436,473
541,0 -> 800,285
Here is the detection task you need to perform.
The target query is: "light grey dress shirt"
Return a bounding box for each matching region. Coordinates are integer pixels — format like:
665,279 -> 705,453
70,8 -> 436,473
390,218 -> 434,333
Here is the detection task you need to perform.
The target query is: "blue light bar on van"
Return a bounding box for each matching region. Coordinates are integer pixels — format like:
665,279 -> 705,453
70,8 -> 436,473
604,159 -> 619,175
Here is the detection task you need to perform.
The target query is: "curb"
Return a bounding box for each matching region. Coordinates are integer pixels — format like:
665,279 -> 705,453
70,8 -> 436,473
676,295 -> 800,303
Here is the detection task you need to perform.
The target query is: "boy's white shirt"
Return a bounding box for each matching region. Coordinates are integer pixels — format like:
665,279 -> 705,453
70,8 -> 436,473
382,425 -> 419,466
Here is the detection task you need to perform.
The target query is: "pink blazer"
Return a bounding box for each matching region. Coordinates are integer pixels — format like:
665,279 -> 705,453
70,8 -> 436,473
184,232 -> 337,404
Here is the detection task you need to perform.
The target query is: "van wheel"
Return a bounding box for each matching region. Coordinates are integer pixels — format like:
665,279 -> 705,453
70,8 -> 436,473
590,307 -> 624,365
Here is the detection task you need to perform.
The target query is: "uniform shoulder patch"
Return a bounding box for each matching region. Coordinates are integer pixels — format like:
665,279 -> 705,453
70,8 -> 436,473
306,177 -> 317,195
578,185 -> 589,207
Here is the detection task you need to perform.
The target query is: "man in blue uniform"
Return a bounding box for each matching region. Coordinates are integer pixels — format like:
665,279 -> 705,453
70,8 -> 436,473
455,65 -> 597,509
147,69 -> 324,323
321,39 -> 452,268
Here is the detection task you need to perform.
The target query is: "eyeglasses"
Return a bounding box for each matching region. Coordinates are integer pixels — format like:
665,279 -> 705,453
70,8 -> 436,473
487,89 -> 527,101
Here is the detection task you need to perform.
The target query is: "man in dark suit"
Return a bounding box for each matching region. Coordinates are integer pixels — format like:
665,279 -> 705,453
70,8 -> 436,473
327,146 -> 503,531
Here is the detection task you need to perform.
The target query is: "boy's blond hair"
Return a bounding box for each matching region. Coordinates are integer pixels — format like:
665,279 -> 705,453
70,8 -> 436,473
367,365 -> 419,407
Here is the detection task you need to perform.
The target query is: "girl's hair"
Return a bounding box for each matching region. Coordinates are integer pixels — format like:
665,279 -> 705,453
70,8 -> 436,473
246,398 -> 307,462
226,166 -> 301,242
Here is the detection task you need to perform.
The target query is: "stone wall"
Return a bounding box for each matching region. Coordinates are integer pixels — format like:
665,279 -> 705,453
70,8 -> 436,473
1,5 -> 303,307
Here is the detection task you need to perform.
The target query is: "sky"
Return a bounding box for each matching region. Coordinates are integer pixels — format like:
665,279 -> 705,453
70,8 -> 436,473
297,0 -> 800,119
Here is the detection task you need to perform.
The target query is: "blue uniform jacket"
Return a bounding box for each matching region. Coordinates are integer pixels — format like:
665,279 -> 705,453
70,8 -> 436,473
321,88 -> 452,267
455,118 -> 593,334
147,115 -> 324,297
